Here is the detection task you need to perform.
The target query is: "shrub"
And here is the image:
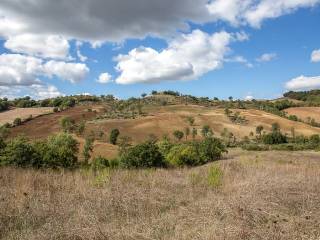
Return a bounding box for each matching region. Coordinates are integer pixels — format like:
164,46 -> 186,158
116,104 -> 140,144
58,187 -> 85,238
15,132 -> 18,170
13,118 -> 22,126
53,107 -> 59,113
40,133 -> 79,168
60,117 -> 75,133
262,131 -> 287,145
196,137 -> 227,164
120,141 -> 165,168
0,137 -> 39,167
83,137 -> 94,164
173,130 -> 184,141
110,128 -> 120,145
109,158 -> 120,169
91,156 -> 109,170
166,144 -> 199,167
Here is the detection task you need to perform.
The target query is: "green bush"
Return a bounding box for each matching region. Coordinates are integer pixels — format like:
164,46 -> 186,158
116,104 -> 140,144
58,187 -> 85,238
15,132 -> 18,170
39,133 -> 79,168
166,144 -> 199,167
120,141 -> 165,168
60,117 -> 75,133
196,137 -> 227,164
110,128 -> 120,145
91,156 -> 109,170
0,137 -> 39,167
263,131 -> 287,145
13,118 -> 22,126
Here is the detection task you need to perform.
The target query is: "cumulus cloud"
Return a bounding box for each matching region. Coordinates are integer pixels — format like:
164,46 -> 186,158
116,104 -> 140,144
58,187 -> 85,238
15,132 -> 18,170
115,30 -> 233,84
285,75 -> 320,91
207,0 -> 320,28
0,54 -> 89,88
4,34 -> 70,59
97,72 -> 112,84
256,53 -> 277,62
311,49 -> 320,62
44,61 -> 89,83
0,0 -> 318,44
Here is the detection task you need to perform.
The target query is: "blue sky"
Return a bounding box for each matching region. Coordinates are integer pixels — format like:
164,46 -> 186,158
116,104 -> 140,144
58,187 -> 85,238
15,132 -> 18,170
0,0 -> 319,100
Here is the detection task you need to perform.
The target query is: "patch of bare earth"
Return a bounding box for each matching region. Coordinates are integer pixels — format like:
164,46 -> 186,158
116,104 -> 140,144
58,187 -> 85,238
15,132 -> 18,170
1,149 -> 320,240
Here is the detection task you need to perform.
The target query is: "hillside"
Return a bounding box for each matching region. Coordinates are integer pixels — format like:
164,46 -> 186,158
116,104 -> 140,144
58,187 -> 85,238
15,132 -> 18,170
285,107 -> 320,122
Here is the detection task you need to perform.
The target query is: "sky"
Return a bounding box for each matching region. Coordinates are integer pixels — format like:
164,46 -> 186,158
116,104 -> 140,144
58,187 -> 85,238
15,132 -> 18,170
0,0 -> 319,100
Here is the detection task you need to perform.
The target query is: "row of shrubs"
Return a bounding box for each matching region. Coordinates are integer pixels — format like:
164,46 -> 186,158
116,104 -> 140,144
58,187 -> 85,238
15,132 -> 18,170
0,132 -> 227,169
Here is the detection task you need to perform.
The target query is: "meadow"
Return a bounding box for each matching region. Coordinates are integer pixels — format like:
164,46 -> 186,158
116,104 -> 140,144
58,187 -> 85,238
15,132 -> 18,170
1,149 -> 320,240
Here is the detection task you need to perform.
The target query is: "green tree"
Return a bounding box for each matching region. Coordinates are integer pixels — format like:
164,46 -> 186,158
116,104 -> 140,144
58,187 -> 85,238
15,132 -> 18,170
271,122 -> 280,133
110,128 -> 120,145
120,140 -> 165,168
256,125 -> 264,137
185,127 -> 190,140
173,130 -> 184,142
41,133 -> 79,168
83,136 -> 94,165
201,125 -> 213,138
192,128 -> 197,141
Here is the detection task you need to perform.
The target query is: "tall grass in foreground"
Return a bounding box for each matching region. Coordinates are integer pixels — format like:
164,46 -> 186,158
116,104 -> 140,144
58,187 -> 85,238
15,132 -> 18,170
1,149 -> 320,240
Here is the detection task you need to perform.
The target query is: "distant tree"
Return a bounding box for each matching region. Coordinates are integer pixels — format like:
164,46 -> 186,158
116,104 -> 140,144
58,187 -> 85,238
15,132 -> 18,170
110,128 -> 120,145
151,90 -> 158,95
256,125 -> 264,137
141,93 -> 147,98
184,127 -> 190,140
213,97 -> 219,101
173,130 -> 184,142
228,96 -> 233,102
271,122 -> 280,132
192,128 -> 197,141
201,125 -> 213,138
83,136 -> 94,165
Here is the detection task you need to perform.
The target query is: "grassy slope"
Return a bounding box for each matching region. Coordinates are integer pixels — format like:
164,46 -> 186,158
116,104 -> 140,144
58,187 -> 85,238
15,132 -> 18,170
285,107 -> 320,122
1,149 -> 320,239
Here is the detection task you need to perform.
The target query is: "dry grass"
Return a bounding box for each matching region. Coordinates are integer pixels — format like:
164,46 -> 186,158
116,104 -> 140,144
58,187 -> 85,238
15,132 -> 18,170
285,107 -> 320,122
0,108 -> 53,125
1,149 -> 320,240
87,105 -> 320,144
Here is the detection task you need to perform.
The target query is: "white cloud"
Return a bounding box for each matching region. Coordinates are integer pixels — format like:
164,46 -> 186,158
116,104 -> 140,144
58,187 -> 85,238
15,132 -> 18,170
29,84 -> 63,99
76,41 -> 88,62
44,61 -> 89,83
0,0 -> 318,45
115,30 -> 233,84
256,53 -> 277,62
4,34 -> 70,59
97,72 -> 112,84
285,75 -> 320,91
226,55 -> 253,68
0,54 -> 89,87
207,0 -> 320,28
244,95 -> 254,100
311,49 -> 320,62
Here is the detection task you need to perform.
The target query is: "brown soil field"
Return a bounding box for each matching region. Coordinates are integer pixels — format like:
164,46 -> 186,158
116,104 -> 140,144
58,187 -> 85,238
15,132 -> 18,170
285,107 -> 320,122
1,149 -> 320,240
0,107 -> 53,125
86,105 -> 320,145
9,105 -> 103,139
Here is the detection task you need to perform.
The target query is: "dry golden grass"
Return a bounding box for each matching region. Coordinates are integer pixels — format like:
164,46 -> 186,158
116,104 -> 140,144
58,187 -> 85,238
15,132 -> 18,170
1,149 -> 320,240
285,107 -> 320,122
86,105 -> 320,144
0,108 -> 53,125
